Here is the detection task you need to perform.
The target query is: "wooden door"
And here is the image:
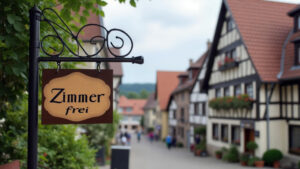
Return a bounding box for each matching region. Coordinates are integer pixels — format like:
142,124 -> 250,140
244,128 -> 255,152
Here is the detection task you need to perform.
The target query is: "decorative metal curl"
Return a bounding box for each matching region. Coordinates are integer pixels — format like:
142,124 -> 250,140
40,8 -> 134,58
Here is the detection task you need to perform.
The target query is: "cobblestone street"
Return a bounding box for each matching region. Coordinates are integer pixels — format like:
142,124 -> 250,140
128,136 -> 270,169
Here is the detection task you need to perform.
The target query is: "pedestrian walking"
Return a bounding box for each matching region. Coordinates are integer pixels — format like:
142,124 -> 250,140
137,131 -> 141,142
166,134 -> 172,150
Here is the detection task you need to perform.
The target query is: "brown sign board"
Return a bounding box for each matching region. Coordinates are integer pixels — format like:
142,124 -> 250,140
42,69 -> 113,124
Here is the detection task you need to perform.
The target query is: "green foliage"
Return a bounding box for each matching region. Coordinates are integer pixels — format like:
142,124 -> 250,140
0,0 -> 135,167
123,90 -> 150,99
176,142 -> 184,148
298,161 -> 300,169
140,116 -> 144,127
81,111 -> 120,151
247,157 -> 260,166
195,140 -> 206,151
240,153 -> 250,163
215,150 -> 222,156
0,97 -> 96,168
194,127 -> 206,136
262,149 -> 283,165
209,94 -> 253,111
119,83 -> 155,97
246,141 -> 258,151
147,127 -> 154,133
223,146 -> 240,163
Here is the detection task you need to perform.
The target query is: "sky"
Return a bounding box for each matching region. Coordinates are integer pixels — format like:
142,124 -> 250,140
103,0 -> 300,84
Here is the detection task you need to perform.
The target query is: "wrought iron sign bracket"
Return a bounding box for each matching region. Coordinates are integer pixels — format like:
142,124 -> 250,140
37,7 -> 143,64
28,6 -> 143,169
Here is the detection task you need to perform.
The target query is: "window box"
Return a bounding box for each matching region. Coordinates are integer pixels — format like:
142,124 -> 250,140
218,56 -> 239,71
209,94 -> 253,111
233,140 -> 240,145
222,137 -> 228,142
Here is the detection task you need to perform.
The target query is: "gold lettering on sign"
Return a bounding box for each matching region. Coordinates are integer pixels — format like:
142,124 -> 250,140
43,72 -> 111,122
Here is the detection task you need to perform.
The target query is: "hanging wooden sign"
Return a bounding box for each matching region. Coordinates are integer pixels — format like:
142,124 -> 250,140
42,69 -> 113,124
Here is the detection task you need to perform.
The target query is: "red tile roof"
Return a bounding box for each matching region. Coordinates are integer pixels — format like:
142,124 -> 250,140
173,50 -> 209,94
119,96 -> 147,116
227,0 -> 296,82
108,48 -> 123,76
143,93 -> 157,110
156,71 -> 183,111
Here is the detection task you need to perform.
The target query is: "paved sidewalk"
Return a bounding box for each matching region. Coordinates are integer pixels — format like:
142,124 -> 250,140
129,136 -> 271,169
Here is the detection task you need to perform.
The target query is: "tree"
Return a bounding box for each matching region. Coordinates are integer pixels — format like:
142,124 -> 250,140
0,0 -> 137,167
139,89 -> 149,99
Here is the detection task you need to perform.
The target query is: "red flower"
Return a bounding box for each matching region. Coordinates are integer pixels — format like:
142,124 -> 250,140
43,152 -> 47,157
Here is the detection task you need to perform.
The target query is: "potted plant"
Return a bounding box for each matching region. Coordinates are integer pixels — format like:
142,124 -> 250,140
248,157 -> 264,167
240,153 -> 249,166
223,146 -> 239,163
215,150 -> 222,159
254,158 -> 265,168
262,149 -> 283,168
246,141 -> 258,155
195,144 -> 202,156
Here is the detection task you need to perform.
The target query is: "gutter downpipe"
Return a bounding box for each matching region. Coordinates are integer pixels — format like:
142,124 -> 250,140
266,83 -> 275,150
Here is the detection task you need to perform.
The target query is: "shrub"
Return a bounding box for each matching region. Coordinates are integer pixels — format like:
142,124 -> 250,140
298,161 -> 300,169
246,141 -> 258,152
248,157 -> 260,166
177,142 -> 184,148
240,153 -> 250,163
194,127 -> 206,136
223,146 -> 240,163
195,140 -> 206,151
215,150 -> 222,156
262,149 -> 283,166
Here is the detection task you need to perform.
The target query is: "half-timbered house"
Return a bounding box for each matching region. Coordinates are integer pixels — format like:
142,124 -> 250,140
202,0 -> 300,160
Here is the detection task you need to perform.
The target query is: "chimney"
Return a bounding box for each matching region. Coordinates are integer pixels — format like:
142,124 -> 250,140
189,59 -> 193,66
207,40 -> 212,50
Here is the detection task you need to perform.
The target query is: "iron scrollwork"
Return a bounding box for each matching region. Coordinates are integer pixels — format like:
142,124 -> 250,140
40,8 -> 134,58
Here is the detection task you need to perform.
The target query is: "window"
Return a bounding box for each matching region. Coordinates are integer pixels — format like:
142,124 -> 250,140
212,123 -> 219,140
231,126 -> 241,145
227,18 -> 234,32
180,108 -> 185,122
224,87 -> 230,97
202,103 -> 206,116
181,93 -> 185,101
216,88 -> 221,98
245,83 -> 254,98
221,124 -> 229,142
298,47 -> 300,64
226,48 -> 237,59
298,16 -> 300,29
194,103 -> 199,115
234,85 -> 241,96
289,125 -> 300,155
173,110 -> 176,119
126,107 -> 132,112
181,127 -> 184,138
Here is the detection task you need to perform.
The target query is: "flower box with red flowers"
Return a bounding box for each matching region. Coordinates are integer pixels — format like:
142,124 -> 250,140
209,94 -> 254,111
218,56 -> 239,71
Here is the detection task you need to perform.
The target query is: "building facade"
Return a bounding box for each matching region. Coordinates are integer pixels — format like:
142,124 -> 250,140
202,0 -> 300,162
119,96 -> 147,133
143,93 -> 158,131
189,47 -> 209,146
156,71 -> 182,140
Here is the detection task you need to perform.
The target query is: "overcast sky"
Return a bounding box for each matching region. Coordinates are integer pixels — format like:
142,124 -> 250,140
103,0 -> 300,84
